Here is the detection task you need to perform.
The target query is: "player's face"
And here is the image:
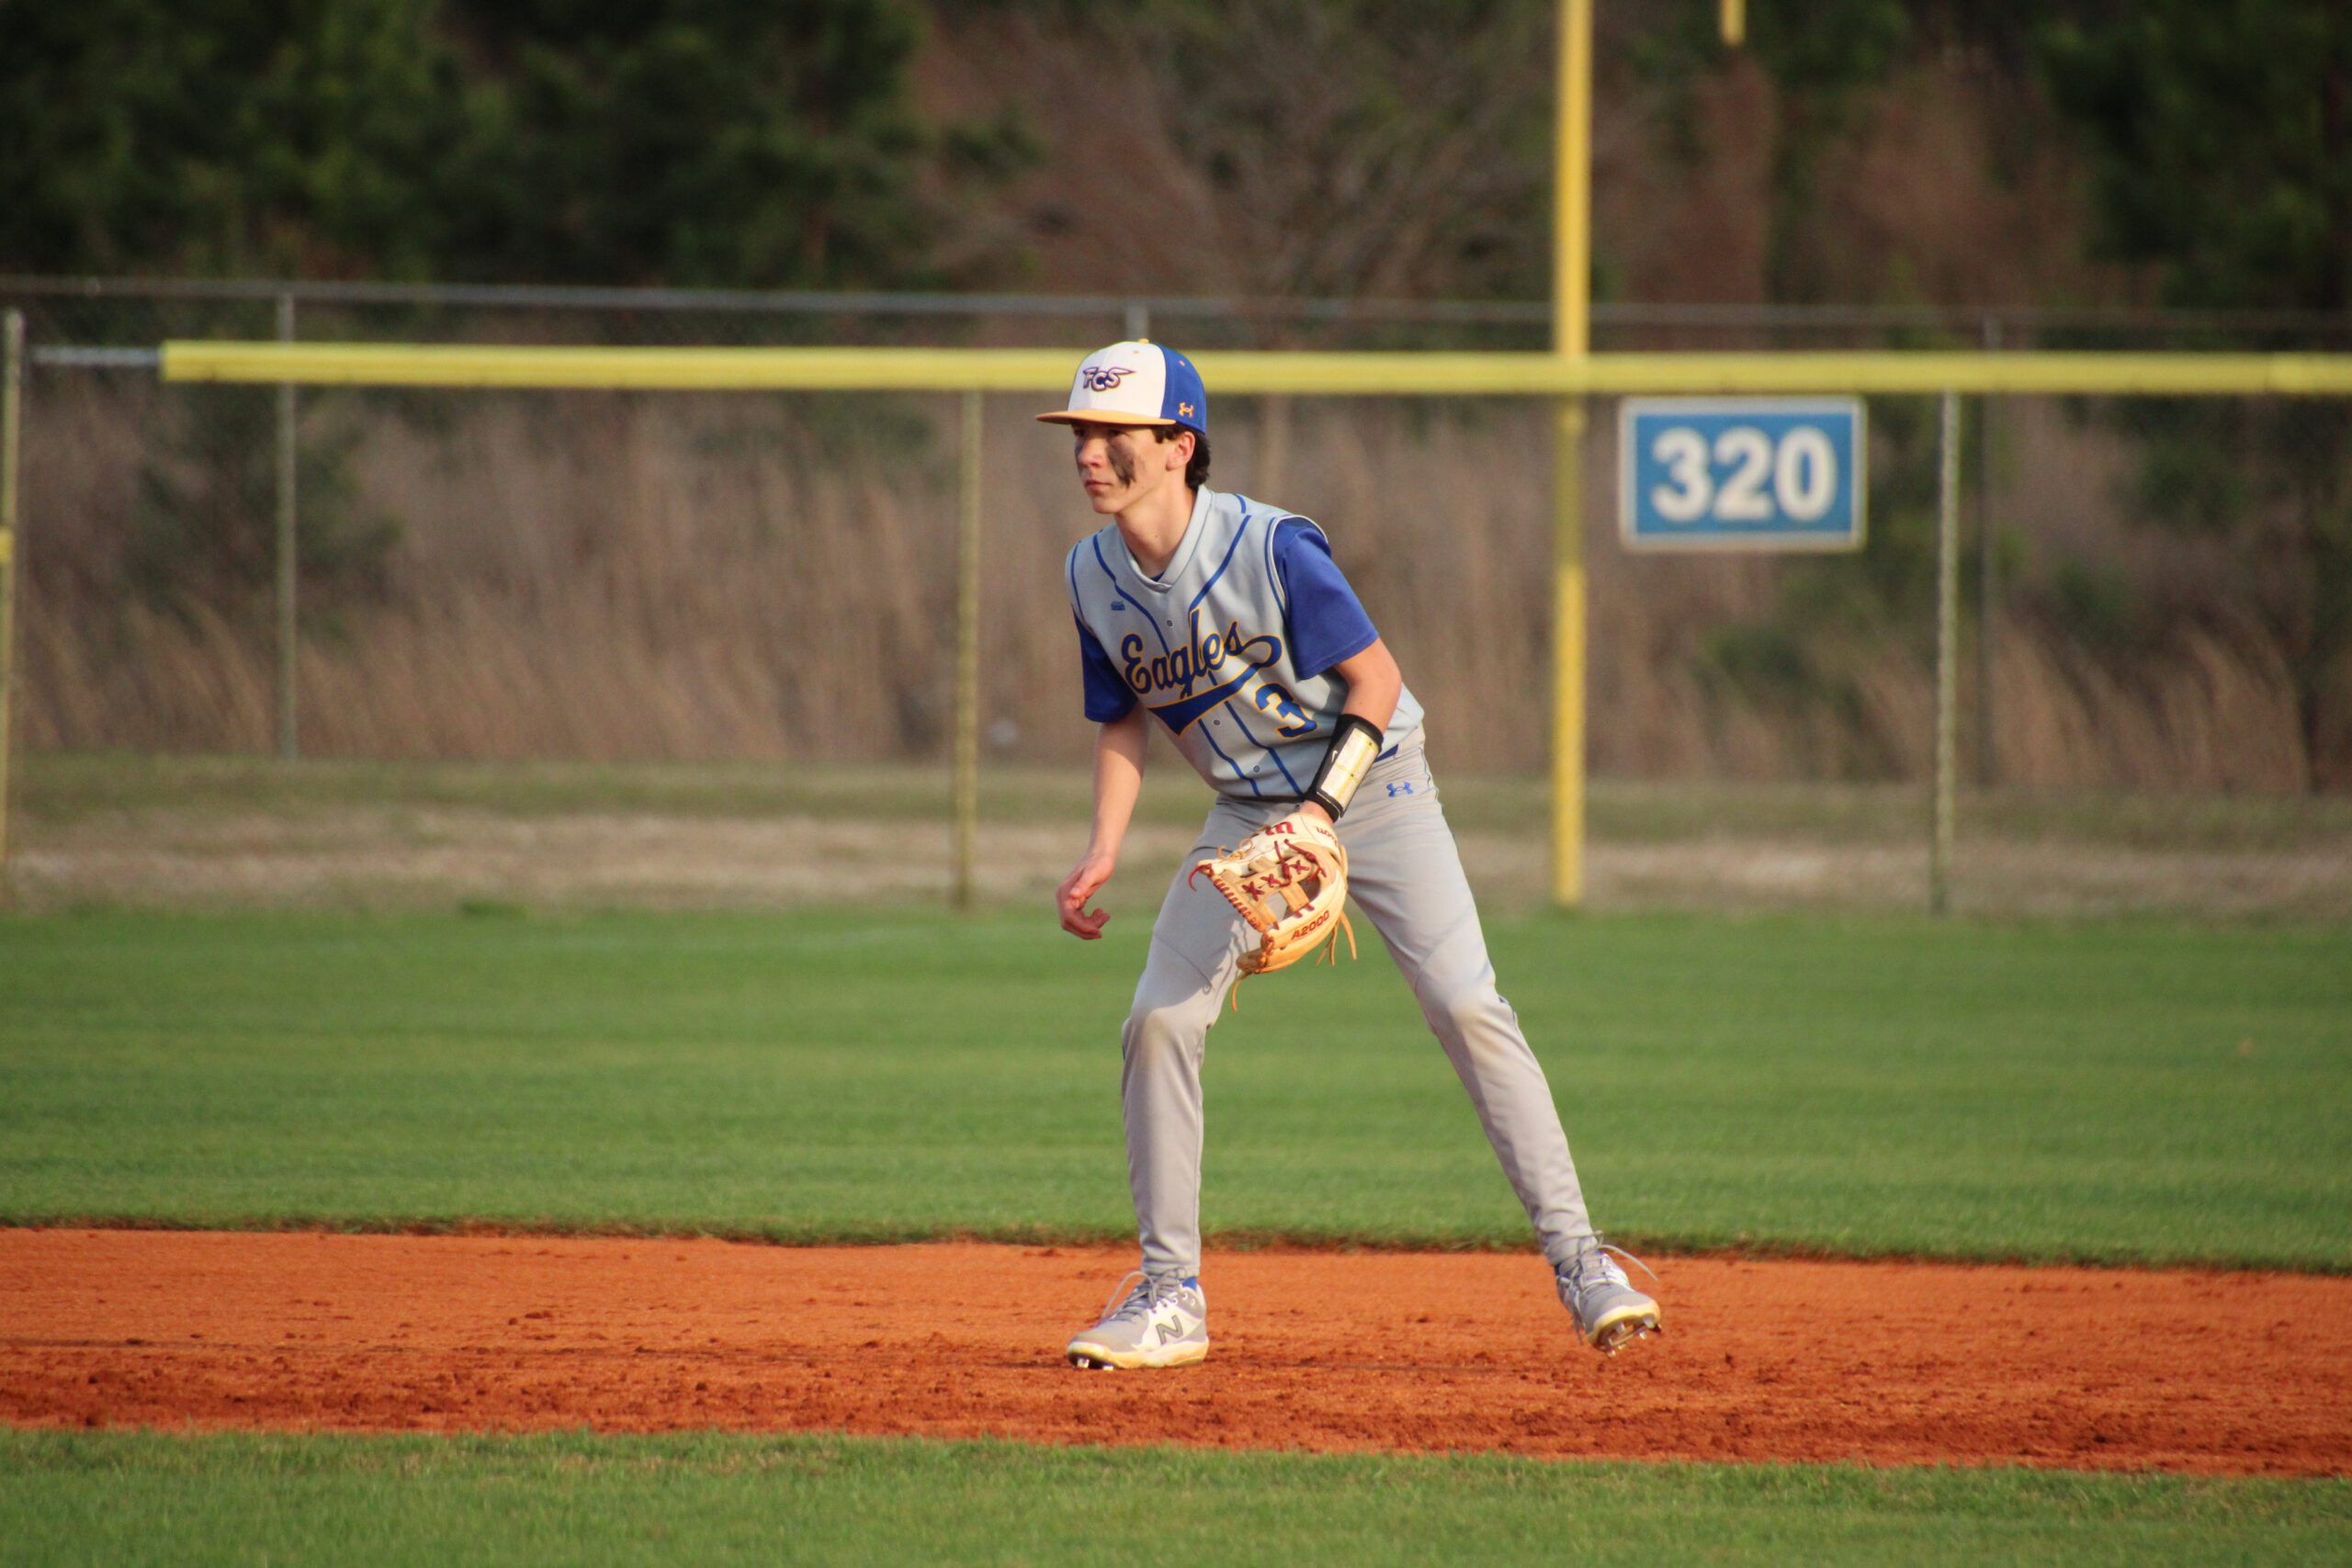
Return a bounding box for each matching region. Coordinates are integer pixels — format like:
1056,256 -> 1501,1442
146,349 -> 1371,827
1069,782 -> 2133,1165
1070,422 -> 1186,515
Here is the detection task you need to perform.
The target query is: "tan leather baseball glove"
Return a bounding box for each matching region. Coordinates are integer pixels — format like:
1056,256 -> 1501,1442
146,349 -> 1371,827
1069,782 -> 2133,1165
1189,811 -> 1356,995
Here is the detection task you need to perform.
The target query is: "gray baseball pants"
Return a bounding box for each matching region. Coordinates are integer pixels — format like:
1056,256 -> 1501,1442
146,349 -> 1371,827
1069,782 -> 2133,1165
1120,741 -> 1597,1280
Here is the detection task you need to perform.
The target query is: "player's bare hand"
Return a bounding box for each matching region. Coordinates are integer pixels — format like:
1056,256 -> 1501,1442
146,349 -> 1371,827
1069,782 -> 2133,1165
1057,852 -> 1117,939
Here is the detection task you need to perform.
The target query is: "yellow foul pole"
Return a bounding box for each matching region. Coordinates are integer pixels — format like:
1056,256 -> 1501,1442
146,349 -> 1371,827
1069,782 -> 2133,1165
1551,0 -> 1593,908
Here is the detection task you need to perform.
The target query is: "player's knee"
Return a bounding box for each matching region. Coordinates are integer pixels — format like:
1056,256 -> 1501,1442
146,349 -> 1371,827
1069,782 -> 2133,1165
1122,995 -> 1209,1066
1419,982 -> 1512,1045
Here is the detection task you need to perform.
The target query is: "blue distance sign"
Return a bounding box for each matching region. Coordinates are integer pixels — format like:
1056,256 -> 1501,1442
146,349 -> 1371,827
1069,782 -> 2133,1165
1619,398 -> 1867,551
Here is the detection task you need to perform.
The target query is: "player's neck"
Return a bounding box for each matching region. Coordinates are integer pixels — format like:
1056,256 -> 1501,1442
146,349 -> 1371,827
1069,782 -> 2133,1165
1114,482 -> 1199,580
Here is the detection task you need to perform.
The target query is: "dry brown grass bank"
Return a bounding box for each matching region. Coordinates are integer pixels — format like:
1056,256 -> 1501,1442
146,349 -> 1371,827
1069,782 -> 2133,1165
14,381 -> 2330,792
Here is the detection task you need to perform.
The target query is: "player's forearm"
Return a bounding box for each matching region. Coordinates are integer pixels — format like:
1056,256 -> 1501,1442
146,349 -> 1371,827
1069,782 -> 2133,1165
1086,710 -> 1149,858
1329,638 -> 1403,734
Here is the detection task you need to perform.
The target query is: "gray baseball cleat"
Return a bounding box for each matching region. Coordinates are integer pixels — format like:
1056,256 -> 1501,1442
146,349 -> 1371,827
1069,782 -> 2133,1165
1555,1241 -> 1661,1356
1066,1271 -> 1209,1370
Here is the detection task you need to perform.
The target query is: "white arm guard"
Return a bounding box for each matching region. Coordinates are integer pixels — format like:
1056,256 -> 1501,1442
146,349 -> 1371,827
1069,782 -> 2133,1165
1306,715 -> 1384,820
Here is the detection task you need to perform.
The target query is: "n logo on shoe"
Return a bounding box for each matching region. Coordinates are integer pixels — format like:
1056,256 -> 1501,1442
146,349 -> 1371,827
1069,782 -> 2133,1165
1156,1324 -> 1185,1345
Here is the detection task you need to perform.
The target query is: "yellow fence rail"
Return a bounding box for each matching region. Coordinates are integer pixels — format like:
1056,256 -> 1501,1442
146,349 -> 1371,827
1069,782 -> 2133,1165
162,343 -> 2352,398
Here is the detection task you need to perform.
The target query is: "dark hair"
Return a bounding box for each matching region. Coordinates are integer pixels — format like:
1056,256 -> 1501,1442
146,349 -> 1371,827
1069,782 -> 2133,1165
1156,425 -> 1211,490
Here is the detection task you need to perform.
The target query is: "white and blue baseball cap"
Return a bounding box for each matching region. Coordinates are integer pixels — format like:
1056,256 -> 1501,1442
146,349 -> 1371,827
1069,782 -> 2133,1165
1036,340 -> 1208,437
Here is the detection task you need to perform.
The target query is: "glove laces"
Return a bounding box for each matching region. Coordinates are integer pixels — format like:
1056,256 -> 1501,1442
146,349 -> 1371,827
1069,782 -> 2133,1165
1226,908 -> 1354,1012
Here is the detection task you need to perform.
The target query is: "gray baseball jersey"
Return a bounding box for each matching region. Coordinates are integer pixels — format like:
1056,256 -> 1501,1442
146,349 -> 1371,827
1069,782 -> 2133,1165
1066,487 -> 1424,802
1069,485 -> 1602,1284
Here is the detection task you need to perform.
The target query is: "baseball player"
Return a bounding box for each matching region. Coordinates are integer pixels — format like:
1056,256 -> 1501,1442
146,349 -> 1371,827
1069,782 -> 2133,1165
1045,341 -> 1660,1369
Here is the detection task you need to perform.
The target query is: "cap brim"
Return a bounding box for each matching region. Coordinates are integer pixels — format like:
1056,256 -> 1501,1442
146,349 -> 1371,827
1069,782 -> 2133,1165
1035,410 -> 1181,427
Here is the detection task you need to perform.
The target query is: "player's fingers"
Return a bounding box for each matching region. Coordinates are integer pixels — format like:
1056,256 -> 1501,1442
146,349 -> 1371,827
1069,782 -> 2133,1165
1056,876 -> 1094,935
1057,857 -> 1114,936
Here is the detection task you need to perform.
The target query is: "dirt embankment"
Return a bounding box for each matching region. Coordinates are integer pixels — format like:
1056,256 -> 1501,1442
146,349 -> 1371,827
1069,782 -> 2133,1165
5,1231 -> 2347,1476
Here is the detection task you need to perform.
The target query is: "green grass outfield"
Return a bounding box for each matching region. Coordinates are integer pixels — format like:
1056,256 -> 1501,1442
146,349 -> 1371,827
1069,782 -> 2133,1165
5,1431 -> 2347,1568
6,906 -> 2349,1562
2,907 -> 2346,1269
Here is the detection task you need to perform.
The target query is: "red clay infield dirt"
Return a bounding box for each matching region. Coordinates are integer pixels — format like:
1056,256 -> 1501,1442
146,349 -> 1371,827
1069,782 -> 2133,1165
4,1230 -> 2347,1476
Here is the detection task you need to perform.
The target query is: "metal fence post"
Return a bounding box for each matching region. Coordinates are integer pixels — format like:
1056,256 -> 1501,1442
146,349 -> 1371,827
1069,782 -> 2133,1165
1931,389 -> 1962,917
275,292 -> 299,759
952,390 -> 983,910
0,311 -> 23,887
1976,315 -> 2000,785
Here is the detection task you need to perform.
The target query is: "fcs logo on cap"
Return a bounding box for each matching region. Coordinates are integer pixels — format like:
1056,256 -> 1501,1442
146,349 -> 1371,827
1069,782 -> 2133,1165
1038,341 -> 1208,436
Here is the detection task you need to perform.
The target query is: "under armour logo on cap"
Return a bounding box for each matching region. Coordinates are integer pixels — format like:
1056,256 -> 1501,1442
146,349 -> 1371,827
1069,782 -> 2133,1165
1037,341 -> 1208,436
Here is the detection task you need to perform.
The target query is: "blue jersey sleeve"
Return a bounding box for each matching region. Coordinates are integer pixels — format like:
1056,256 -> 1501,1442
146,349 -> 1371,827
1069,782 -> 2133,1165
1076,615 -> 1137,723
1272,519 -> 1379,679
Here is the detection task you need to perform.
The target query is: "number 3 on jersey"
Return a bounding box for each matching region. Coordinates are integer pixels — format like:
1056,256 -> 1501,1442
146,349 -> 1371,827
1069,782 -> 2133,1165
1252,679 -> 1317,739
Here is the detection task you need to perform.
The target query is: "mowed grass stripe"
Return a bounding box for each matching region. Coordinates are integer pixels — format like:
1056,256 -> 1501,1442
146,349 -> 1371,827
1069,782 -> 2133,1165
1,909 -> 2346,1269
2,1431 -> 2346,1568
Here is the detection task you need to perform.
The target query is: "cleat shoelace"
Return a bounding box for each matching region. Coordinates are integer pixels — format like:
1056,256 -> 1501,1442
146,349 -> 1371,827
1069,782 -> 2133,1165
1094,1271 -> 1188,1327
1564,1240 -> 1657,1293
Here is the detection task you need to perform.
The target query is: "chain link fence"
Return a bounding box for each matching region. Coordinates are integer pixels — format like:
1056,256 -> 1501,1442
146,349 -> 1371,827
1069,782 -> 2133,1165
6,277 -> 2349,802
